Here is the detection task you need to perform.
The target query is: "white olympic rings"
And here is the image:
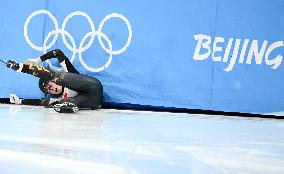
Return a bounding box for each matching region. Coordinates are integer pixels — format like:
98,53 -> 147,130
24,10 -> 132,72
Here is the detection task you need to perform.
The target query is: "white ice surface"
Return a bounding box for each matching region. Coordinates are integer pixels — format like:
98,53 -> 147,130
0,104 -> 284,174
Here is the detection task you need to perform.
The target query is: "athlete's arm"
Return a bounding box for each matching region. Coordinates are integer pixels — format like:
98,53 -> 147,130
21,98 -> 62,106
10,94 -> 61,106
22,98 -> 62,106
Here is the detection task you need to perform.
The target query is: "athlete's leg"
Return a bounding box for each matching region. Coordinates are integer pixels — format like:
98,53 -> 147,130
63,95 -> 94,109
54,73 -> 103,109
40,49 -> 79,73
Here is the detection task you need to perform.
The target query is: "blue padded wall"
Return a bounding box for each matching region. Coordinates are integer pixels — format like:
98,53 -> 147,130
0,0 -> 284,114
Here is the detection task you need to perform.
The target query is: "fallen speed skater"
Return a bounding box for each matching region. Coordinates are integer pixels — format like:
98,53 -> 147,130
4,49 -> 103,113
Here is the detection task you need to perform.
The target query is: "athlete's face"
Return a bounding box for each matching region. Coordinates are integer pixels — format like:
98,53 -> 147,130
47,81 -> 63,95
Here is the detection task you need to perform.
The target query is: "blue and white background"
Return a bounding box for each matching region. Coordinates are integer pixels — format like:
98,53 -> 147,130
0,0 -> 284,114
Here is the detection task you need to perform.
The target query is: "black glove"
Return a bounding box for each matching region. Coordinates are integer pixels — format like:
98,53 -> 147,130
6,60 -> 21,71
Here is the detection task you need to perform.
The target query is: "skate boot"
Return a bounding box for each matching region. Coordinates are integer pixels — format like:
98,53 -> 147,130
53,102 -> 79,113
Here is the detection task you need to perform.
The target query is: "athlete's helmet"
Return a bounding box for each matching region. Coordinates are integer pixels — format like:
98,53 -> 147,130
38,78 -> 64,98
38,78 -> 48,94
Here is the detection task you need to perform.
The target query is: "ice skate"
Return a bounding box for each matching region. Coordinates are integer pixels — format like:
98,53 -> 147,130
53,102 -> 79,113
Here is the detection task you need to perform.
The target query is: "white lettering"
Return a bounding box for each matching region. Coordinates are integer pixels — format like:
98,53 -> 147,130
239,39 -> 249,63
192,34 -> 283,72
223,38 -> 234,63
193,34 -> 211,61
265,41 -> 284,69
212,37 -> 224,61
224,39 -> 241,72
246,40 -> 268,65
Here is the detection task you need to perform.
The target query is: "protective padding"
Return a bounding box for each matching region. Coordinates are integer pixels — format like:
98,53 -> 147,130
0,0 -> 284,114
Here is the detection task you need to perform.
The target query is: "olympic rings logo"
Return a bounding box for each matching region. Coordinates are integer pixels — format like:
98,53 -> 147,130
24,10 -> 132,72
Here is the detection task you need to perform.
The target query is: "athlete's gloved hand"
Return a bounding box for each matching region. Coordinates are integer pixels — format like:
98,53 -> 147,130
6,60 -> 23,72
10,94 -> 22,105
24,57 -> 42,65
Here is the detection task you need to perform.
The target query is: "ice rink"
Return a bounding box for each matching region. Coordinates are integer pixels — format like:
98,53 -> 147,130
0,104 -> 284,174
